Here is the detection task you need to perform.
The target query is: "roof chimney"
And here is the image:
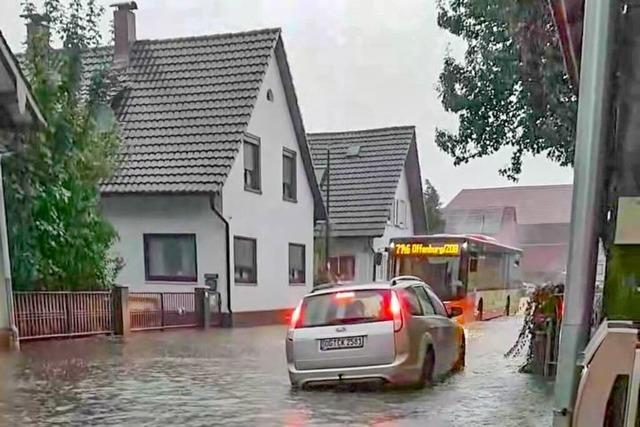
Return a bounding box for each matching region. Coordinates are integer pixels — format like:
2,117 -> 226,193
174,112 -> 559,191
22,13 -> 50,58
111,2 -> 137,67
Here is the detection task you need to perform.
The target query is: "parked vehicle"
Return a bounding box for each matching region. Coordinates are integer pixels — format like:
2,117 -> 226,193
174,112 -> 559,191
285,277 -> 466,389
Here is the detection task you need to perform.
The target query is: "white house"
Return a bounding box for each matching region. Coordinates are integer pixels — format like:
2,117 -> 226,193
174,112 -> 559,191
96,4 -> 324,325
308,126 -> 427,284
0,29 -> 46,348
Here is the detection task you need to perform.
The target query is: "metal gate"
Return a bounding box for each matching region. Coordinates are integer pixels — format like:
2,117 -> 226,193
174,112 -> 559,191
129,292 -> 197,331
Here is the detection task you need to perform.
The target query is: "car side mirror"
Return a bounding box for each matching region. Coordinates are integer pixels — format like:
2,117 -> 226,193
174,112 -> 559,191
448,306 -> 463,318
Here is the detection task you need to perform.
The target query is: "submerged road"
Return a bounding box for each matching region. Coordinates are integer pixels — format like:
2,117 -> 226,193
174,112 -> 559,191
0,316 -> 553,426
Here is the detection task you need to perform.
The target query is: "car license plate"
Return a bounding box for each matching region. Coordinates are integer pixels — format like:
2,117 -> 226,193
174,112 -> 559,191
320,336 -> 365,351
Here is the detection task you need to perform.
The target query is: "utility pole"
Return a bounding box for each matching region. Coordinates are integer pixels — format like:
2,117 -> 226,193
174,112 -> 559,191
325,146 -> 331,274
552,0 -> 616,425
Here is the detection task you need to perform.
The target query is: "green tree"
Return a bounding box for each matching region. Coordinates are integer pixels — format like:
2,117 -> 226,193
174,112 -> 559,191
6,0 -> 119,290
423,179 -> 445,233
436,0 -> 577,180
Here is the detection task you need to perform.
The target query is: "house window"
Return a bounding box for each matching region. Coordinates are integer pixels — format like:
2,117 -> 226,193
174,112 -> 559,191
144,234 -> 197,282
289,243 -> 305,284
283,149 -> 297,201
244,134 -> 261,192
328,255 -> 356,281
234,237 -> 257,284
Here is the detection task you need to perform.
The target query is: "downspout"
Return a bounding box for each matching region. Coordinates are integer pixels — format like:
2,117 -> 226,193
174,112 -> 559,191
209,193 -> 232,325
368,238 -> 377,282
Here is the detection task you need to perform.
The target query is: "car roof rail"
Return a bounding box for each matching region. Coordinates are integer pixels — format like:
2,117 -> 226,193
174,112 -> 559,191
390,275 -> 424,286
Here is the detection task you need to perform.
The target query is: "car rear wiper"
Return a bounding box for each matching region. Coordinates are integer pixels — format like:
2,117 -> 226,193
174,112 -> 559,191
328,316 -> 380,325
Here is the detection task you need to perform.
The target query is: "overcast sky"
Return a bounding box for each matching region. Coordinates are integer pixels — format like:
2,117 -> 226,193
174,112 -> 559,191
1,0 -> 573,203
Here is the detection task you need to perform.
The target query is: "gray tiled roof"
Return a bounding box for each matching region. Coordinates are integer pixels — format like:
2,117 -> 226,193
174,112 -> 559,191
308,126 -> 425,237
82,29 -> 280,193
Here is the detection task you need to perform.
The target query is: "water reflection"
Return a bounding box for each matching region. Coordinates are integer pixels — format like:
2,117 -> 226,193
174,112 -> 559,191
0,318 -> 552,426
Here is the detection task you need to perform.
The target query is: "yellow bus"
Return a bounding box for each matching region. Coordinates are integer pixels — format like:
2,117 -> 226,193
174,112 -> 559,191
388,234 -> 524,323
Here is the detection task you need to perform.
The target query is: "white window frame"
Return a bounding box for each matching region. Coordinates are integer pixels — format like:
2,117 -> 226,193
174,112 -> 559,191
394,199 -> 407,228
243,133 -> 261,193
143,233 -> 198,283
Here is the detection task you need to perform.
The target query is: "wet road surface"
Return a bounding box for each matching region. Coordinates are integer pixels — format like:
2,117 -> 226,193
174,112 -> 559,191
0,316 -> 553,426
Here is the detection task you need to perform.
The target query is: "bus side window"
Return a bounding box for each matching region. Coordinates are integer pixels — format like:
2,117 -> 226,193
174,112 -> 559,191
469,257 -> 478,273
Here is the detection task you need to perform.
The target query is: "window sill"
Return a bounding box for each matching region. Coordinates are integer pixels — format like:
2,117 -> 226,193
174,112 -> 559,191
289,282 -> 307,286
283,197 -> 298,203
145,280 -> 199,286
244,186 -> 262,195
235,281 -> 258,286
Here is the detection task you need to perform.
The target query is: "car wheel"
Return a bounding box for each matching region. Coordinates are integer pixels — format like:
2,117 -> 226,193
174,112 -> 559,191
453,335 -> 466,372
417,347 -> 435,389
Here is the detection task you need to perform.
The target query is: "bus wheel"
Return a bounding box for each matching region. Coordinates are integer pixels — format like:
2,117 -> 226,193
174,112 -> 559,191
505,295 -> 511,316
476,298 -> 484,321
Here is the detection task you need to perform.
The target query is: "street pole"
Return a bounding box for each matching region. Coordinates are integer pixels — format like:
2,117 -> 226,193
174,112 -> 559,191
552,0 -> 616,425
325,147 -> 330,274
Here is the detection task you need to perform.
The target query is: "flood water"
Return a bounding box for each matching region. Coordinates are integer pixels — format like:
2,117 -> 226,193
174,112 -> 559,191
0,316 -> 552,426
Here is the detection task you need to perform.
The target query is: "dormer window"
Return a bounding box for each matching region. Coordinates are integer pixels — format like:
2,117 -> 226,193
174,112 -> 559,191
345,145 -> 361,157
266,89 -> 274,102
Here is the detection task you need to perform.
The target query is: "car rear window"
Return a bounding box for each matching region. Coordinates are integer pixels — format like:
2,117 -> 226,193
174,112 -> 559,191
300,289 -> 392,328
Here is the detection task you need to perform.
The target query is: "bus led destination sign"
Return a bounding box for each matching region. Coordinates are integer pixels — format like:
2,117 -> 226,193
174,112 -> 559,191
395,243 -> 460,256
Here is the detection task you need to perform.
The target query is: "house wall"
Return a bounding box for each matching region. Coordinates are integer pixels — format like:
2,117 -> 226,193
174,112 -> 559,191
0,159 -> 9,333
222,51 -> 315,313
0,241 -> 7,331
373,167 -> 416,281
331,237 -> 373,284
518,222 -> 571,283
101,195 -> 228,300
495,207 -> 518,248
327,168 -> 417,285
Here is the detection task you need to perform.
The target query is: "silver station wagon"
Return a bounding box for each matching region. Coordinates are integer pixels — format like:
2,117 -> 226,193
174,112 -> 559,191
285,276 -> 466,388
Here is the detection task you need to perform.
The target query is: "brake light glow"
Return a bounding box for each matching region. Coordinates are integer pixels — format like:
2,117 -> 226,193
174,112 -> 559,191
390,291 -> 403,332
335,291 -> 355,300
290,301 -> 303,329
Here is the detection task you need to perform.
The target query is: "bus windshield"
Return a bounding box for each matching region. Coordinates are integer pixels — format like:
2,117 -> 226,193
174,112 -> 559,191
395,255 -> 465,301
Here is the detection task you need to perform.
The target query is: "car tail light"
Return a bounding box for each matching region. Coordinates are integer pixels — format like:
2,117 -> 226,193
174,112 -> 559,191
290,301 -> 303,329
390,290 -> 403,332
